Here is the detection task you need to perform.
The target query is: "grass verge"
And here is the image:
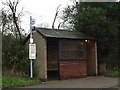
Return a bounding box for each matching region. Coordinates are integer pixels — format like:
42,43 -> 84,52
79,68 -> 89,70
2,75 -> 41,88
104,70 -> 120,77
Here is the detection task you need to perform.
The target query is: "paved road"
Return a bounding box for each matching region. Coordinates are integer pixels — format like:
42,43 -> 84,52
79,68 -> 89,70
24,76 -> 119,88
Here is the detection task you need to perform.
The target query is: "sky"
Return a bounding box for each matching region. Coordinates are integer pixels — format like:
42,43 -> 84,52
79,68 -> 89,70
0,0 -> 119,33
0,0 -> 74,33
19,0 -> 74,33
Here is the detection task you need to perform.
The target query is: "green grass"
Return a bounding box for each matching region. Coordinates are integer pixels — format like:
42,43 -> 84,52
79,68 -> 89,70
104,70 -> 120,77
2,75 -> 41,88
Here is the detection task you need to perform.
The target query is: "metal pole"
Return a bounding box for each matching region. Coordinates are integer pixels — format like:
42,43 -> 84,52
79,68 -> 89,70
30,60 -> 33,79
30,16 -> 33,79
30,16 -> 32,39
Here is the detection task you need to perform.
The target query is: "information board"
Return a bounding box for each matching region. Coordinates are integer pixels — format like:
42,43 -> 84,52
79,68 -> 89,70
29,44 -> 36,59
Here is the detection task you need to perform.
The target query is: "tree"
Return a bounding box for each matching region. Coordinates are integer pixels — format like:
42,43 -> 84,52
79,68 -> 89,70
1,0 -> 30,75
2,0 -> 25,43
62,2 -> 120,70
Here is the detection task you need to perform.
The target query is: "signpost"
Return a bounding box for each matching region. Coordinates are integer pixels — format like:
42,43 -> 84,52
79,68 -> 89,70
29,16 -> 36,79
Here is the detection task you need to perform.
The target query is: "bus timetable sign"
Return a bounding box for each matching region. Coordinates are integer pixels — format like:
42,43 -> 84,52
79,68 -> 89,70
29,44 -> 36,59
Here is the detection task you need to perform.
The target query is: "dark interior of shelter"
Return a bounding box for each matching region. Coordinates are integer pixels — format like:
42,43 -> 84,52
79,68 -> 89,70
47,70 -> 59,80
47,38 -> 59,80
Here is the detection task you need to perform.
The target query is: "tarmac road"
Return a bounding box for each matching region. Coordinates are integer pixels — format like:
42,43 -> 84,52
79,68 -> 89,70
23,76 -> 119,88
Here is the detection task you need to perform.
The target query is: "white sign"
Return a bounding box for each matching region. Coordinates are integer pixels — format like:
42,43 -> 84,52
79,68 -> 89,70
29,44 -> 36,59
30,38 -> 33,43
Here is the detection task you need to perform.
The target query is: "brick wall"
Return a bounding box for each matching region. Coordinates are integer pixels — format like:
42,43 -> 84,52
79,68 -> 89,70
59,40 -> 97,80
87,40 -> 97,75
60,60 -> 87,80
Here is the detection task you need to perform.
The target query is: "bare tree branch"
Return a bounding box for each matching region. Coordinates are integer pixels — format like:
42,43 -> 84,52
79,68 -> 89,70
58,23 -> 61,29
52,4 -> 61,29
2,0 -> 22,43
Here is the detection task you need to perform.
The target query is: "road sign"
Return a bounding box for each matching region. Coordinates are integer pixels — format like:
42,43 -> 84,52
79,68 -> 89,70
29,44 -> 36,59
32,26 -> 36,32
31,19 -> 35,25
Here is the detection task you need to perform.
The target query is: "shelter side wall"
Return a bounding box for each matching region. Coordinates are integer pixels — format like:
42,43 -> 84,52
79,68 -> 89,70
87,40 -> 97,75
33,32 -> 47,81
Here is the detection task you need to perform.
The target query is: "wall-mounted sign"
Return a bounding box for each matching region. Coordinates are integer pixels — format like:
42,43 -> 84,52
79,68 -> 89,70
29,44 -> 36,59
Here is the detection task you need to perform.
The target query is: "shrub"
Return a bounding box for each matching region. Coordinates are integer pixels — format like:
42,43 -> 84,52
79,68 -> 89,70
104,69 -> 120,77
2,34 -> 29,75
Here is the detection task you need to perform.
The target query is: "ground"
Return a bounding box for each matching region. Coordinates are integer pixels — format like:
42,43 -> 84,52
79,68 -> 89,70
22,76 -> 119,88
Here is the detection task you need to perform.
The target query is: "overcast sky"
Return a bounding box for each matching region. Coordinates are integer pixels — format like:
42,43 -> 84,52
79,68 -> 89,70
19,0 -> 74,33
1,0 -> 75,33
0,0 -> 119,33
0,0 -> 74,33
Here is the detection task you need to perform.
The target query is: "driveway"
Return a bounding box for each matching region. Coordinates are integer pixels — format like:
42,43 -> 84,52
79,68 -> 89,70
24,76 -> 119,88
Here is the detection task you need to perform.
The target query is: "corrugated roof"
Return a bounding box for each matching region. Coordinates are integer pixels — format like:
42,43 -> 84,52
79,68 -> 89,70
37,28 -> 95,40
